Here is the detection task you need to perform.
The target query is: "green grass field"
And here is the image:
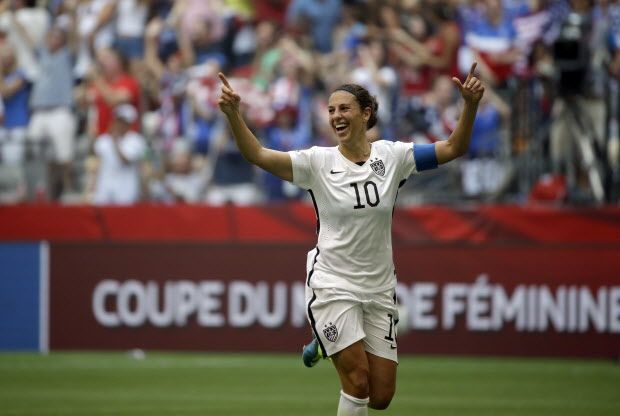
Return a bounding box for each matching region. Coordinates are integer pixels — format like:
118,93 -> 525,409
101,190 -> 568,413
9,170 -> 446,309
0,352 -> 618,416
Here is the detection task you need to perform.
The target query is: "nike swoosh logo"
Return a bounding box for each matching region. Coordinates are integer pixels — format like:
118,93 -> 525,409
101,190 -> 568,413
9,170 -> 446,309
330,170 -> 345,174
390,344 -> 397,349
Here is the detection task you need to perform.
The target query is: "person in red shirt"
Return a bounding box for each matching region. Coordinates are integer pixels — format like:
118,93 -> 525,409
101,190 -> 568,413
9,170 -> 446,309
387,1 -> 461,95
87,48 -> 140,136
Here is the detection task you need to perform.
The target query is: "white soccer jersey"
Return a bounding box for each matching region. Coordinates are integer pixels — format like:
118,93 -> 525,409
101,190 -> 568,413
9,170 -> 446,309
290,140 -> 430,293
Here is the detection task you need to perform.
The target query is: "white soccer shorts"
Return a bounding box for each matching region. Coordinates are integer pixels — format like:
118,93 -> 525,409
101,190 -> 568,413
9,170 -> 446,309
306,286 -> 399,363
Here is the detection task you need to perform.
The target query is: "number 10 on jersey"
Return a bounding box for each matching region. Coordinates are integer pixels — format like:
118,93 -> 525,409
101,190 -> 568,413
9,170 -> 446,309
350,181 -> 380,209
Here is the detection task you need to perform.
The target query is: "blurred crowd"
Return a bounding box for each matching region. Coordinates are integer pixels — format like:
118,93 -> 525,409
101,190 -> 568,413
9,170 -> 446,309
0,0 -> 619,205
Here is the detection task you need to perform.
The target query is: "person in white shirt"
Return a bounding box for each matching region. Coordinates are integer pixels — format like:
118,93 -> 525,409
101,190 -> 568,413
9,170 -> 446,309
217,64 -> 484,416
93,104 -> 145,205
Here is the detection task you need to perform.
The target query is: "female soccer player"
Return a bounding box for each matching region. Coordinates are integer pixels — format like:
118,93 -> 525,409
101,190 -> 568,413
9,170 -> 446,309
218,63 -> 484,416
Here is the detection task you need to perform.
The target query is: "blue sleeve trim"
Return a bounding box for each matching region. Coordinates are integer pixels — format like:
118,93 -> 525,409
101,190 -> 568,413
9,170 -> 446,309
413,143 -> 438,171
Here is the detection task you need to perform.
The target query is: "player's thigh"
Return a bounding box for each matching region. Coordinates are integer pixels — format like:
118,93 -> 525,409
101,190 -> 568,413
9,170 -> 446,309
330,340 -> 370,397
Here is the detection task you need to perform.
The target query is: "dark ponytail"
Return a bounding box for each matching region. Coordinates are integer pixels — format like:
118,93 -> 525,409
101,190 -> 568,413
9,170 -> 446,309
334,84 -> 379,130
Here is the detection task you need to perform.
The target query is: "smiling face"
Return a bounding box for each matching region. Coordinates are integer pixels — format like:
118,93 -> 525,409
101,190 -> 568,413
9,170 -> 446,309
328,90 -> 370,145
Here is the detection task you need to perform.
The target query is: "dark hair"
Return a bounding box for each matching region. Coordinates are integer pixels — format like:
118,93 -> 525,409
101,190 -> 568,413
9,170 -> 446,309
334,84 -> 379,130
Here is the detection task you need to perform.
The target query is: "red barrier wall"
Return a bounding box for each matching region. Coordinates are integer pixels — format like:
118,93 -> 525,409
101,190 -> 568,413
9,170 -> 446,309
3,203 -> 618,357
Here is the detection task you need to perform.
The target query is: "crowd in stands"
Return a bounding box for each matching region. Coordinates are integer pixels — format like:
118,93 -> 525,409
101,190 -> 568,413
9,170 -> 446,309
0,0 -> 618,205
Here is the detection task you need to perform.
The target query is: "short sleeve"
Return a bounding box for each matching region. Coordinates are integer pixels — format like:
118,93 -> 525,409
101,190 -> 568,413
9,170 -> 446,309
288,147 -> 317,190
394,141 -> 417,180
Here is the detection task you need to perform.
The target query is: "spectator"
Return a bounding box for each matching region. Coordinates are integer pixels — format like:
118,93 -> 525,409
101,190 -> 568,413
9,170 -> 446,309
386,5 -> 435,96
331,1 -> 367,54
550,0 -> 605,178
185,61 -> 222,155
160,139 -> 208,203
261,97 -> 312,200
0,43 -> 29,165
114,0 -> 149,71
402,75 -> 460,144
460,83 -> 511,197
143,17 -> 188,153
512,0 -> 552,75
28,25 -> 77,200
460,0 -> 523,87
142,0 -> 176,47
232,24 -> 256,73
421,0 -> 461,78
286,0 -> 342,53
250,20 -> 281,91
92,104 -> 146,204
86,47 -> 141,137
73,0 -> 117,80
204,122 -> 263,205
387,1 -> 460,81
350,41 -> 398,138
173,0 -> 229,67
0,91 -> 26,203
176,0 -> 226,44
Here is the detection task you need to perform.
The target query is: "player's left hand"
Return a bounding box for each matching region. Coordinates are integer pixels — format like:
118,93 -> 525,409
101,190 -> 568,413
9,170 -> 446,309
452,62 -> 484,104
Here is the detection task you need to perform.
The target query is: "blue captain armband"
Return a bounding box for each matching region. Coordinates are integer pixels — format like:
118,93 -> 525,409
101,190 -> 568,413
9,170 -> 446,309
413,143 -> 438,171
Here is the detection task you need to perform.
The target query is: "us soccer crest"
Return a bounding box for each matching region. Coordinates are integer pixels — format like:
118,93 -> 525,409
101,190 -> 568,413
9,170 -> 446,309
323,322 -> 338,342
370,158 -> 385,176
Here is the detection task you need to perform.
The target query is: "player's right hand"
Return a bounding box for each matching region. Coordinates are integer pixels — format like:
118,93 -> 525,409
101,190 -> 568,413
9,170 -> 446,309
218,72 -> 241,117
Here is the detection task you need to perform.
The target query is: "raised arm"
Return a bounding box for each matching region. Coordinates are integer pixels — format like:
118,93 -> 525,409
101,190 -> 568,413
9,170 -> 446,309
144,18 -> 165,80
217,73 -> 293,182
435,62 -> 484,164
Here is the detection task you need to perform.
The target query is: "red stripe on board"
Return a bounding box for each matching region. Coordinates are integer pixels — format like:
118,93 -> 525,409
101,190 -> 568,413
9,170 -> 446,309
100,204 -> 231,240
234,205 -> 314,242
392,210 -> 434,243
404,206 -> 489,243
0,205 -> 102,240
480,206 -> 620,243
288,202 -> 320,231
1,204 -> 619,243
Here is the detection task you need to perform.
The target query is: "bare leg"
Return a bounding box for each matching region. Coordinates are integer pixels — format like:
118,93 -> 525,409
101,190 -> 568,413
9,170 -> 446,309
330,342 -> 397,412
366,351 -> 397,410
331,340 -> 370,399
